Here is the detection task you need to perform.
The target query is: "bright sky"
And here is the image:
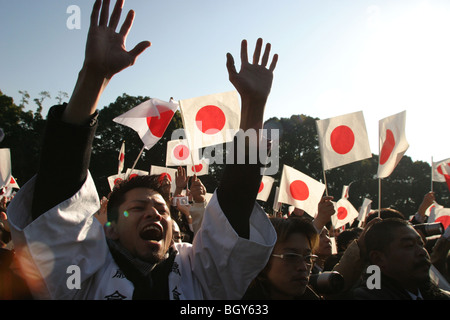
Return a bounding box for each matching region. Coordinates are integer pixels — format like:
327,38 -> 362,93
1,0 -> 450,165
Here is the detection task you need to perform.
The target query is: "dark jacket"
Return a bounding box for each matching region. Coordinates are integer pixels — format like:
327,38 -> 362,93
352,273 -> 450,300
242,277 -> 321,300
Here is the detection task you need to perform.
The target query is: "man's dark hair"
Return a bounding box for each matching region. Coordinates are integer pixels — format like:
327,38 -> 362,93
336,227 -> 362,252
365,208 -> 406,224
364,218 -> 412,261
106,174 -> 164,222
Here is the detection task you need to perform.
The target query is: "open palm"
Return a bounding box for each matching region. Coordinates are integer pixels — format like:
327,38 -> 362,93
84,0 -> 150,79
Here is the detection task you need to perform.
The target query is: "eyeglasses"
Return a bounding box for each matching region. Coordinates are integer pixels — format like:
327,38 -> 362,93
271,253 -> 318,266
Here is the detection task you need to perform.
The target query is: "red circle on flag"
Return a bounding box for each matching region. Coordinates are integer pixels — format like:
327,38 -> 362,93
192,164 -> 203,173
437,163 -> 450,177
380,129 -> 395,165
146,105 -> 175,138
129,174 -> 138,180
290,180 -> 309,201
195,105 -> 226,134
436,216 -> 450,230
337,206 -> 348,220
114,178 -> 123,186
330,125 -> 355,155
258,181 -> 264,193
173,144 -> 189,160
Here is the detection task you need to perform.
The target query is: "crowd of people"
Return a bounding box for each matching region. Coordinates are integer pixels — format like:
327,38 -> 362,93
1,0 -> 449,301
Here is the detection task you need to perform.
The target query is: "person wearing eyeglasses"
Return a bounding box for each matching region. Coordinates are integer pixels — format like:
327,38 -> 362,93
242,217 -> 321,300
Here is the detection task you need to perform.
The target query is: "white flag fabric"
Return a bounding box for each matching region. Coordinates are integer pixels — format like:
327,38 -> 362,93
377,111 -> 409,179
428,207 -> 450,230
166,139 -> 195,167
118,141 -> 125,174
8,176 -> 20,189
113,98 -> 179,150
150,165 -> 177,193
107,173 -> 127,191
341,185 -> 350,199
332,198 -> 359,229
357,198 -> 372,226
179,91 -> 240,150
186,158 -> 210,176
0,148 -> 11,188
425,202 -> 444,217
432,158 -> 450,182
257,176 -> 275,202
272,186 -> 281,212
126,168 -> 149,179
278,165 -> 326,217
316,111 -> 372,171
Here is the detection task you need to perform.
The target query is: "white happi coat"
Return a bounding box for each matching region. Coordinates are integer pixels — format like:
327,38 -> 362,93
7,172 -> 277,300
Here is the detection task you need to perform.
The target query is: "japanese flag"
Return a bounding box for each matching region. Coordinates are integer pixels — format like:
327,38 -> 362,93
186,158 -> 210,176
316,111 -> 372,171
126,168 -> 149,180
0,148 -> 11,188
425,202 -> 444,217
150,165 -> 177,193
257,176 -> 275,202
341,185 -> 350,199
107,173 -> 127,191
429,207 -> 450,230
432,158 -> 450,183
118,141 -> 125,174
8,176 -> 20,189
113,98 -> 179,150
439,163 -> 450,193
332,198 -> 359,229
377,111 -> 409,179
278,165 -> 326,217
179,91 -> 240,150
166,139 -> 195,167
357,198 -> 372,226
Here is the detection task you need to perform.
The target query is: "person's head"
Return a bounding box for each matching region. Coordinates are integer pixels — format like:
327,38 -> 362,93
157,173 -> 172,201
106,175 -> 174,263
364,218 -> 431,293
315,227 -> 332,259
172,221 -> 183,243
260,217 -> 319,299
336,227 -> 362,252
365,207 -> 405,224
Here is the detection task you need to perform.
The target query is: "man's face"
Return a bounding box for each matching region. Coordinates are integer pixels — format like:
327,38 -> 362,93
111,188 -> 173,263
375,225 -> 431,291
266,233 -> 313,299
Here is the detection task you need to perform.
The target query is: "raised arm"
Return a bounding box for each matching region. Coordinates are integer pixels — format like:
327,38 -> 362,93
64,0 -> 151,124
217,39 -> 278,239
31,0 -> 150,219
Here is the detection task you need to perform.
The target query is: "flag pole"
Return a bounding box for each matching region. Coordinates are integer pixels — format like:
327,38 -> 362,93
128,145 -> 145,179
431,156 -> 434,192
322,169 -> 329,197
378,178 -> 381,218
177,98 -> 197,176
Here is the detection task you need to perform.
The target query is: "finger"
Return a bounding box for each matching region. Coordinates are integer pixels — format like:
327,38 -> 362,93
128,41 -> 151,60
261,42 -> 271,67
119,10 -> 135,38
226,53 -> 237,77
240,39 -> 248,65
269,53 -> 279,72
99,0 -> 111,27
252,38 -> 263,65
108,0 -> 124,30
90,0 -> 102,27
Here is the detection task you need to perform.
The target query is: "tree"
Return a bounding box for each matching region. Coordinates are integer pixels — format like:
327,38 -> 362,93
0,90 -> 46,187
2,89 -> 448,220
